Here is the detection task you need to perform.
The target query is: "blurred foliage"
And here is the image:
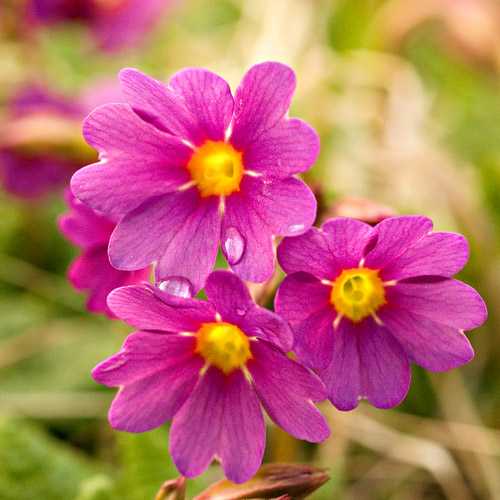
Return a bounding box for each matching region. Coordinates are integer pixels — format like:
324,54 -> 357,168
1,0 -> 500,499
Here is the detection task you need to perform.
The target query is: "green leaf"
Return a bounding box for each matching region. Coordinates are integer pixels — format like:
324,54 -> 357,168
0,417 -> 96,500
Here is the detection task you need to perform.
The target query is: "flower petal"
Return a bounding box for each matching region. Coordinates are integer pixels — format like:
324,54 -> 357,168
248,341 -> 330,442
153,193 -> 221,295
218,370 -> 266,484
357,320 -> 411,409
107,285 -> 216,332
108,354 -> 202,433
170,367 -> 225,478
110,189 -> 220,296
222,176 -> 316,282
119,68 -> 204,145
230,62 -> 296,149
364,216 -> 434,270
275,272 -> 335,369
381,232 -> 470,280
379,306 -> 475,372
92,331 -> 198,386
73,104 -> 192,213
58,190 -> 116,249
319,319 -> 410,410
205,270 -> 293,352
318,321 -> 361,411
387,278 -> 487,331
204,269 -> 254,323
277,228 -> 341,280
321,218 -> 376,270
169,68 -> 234,142
243,118 -> 319,178
68,249 -> 149,317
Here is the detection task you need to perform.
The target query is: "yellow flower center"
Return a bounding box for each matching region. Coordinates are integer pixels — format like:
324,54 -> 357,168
186,141 -> 244,198
330,268 -> 386,323
195,322 -> 252,374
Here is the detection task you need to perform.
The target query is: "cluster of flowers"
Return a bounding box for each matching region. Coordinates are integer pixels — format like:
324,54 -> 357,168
61,62 -> 486,484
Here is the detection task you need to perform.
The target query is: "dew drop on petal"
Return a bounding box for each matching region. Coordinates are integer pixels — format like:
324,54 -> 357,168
235,308 -> 246,316
287,223 -> 305,235
222,226 -> 246,265
157,276 -> 193,298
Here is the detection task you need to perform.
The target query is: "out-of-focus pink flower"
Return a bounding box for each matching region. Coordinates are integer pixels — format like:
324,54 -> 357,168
58,189 -> 150,317
25,0 -> 175,51
275,216 -> 487,411
0,81 -> 122,198
321,196 -> 397,226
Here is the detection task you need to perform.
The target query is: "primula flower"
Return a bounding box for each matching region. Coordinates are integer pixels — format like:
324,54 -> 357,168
92,270 -> 329,483
25,0 -> 174,51
58,189 -> 150,317
0,81 -> 122,198
275,216 -> 487,411
71,62 -> 319,296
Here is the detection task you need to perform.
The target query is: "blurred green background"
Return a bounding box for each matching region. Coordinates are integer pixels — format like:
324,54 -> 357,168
1,0 -> 499,498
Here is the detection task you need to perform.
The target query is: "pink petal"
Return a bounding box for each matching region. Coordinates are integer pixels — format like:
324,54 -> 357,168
205,270 -> 293,352
248,341 -> 330,442
277,227 -> 341,280
321,217 -> 376,270
154,194 -> 221,295
218,369 -> 266,484
92,331 -> 198,387
108,354 -> 202,433
73,104 -> 192,214
230,62 -> 296,150
381,231 -> 470,280
169,68 -> 234,142
109,188 -> 221,296
107,285 -> 216,332
379,306 -> 475,372
243,118 -> 319,178
222,176 -> 316,282
387,278 -> 487,331
69,249 -> 149,317
275,272 -> 335,369
364,216 -> 434,270
119,69 -> 204,145
170,367 -> 225,478
319,319 -> 410,410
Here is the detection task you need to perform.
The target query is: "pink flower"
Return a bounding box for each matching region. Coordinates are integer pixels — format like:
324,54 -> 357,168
58,189 -> 150,317
71,62 -> 319,296
0,81 -> 122,198
275,216 -> 487,410
92,270 -> 329,483
25,0 -> 174,51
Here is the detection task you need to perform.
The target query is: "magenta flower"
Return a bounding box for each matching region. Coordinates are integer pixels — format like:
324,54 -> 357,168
0,85 -> 89,198
275,216 -> 487,411
58,189 -> 150,317
0,81 -> 122,198
71,62 -> 319,296
92,270 -> 329,483
25,0 -> 174,51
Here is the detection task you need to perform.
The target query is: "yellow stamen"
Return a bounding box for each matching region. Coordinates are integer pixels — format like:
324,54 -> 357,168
330,268 -> 386,323
186,140 -> 244,198
195,322 -> 252,375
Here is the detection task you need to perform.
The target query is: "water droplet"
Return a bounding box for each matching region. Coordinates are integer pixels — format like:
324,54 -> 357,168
157,276 -> 193,298
288,224 -> 305,235
235,308 -> 246,316
222,226 -> 246,265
